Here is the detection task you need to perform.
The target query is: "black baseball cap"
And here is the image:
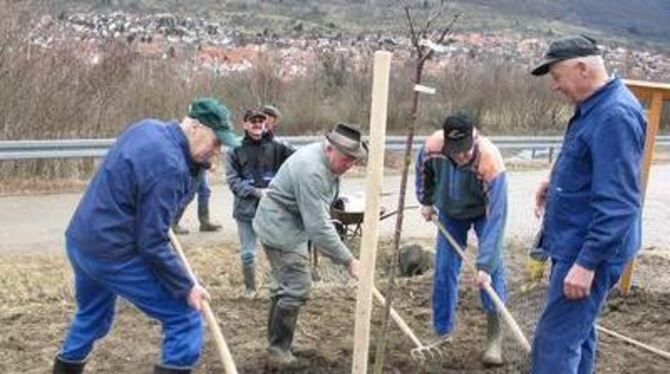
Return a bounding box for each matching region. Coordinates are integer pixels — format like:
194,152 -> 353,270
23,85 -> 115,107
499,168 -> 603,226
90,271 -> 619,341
531,35 -> 602,76
442,113 -> 474,156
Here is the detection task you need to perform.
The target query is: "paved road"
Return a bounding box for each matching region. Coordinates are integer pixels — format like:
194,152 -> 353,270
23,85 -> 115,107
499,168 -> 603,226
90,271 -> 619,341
1,165 -> 668,254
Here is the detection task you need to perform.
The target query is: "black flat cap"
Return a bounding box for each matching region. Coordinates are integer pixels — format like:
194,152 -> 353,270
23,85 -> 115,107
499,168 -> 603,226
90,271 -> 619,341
531,35 -> 601,76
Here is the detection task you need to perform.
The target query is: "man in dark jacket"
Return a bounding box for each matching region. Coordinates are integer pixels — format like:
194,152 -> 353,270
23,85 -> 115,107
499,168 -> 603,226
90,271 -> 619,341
53,98 -> 239,374
226,109 -> 294,297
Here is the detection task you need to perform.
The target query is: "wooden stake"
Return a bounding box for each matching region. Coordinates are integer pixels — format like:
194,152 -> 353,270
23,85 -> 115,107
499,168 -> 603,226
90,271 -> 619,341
168,230 -> 239,374
351,50 -> 392,374
620,81 -> 669,293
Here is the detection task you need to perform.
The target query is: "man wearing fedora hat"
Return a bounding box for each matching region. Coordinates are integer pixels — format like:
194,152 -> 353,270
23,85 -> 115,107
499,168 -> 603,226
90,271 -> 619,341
53,97 -> 239,374
415,111 -> 508,366
529,35 -> 646,374
252,122 -> 365,368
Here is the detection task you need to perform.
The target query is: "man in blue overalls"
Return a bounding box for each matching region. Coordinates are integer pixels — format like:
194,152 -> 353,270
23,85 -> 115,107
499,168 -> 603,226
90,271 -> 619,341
530,35 -> 646,373
415,112 -> 508,366
52,98 -> 239,374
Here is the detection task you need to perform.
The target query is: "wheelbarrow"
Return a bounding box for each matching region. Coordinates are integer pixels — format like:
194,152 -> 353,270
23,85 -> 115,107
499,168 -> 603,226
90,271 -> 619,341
329,195 -> 418,241
308,198 -> 418,278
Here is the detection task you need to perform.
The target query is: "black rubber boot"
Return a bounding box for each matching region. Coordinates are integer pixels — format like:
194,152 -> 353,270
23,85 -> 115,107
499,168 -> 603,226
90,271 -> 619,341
154,365 -> 191,373
52,356 -> 85,374
266,303 -> 308,370
243,264 -> 256,297
198,205 -> 222,232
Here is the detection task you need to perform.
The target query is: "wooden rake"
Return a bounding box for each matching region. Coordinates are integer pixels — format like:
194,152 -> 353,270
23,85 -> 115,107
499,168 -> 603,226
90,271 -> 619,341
371,286 -> 443,362
168,229 -> 239,374
431,217 -> 532,354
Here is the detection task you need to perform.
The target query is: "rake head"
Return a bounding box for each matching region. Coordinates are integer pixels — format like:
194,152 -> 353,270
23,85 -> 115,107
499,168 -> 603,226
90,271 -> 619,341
409,335 -> 452,363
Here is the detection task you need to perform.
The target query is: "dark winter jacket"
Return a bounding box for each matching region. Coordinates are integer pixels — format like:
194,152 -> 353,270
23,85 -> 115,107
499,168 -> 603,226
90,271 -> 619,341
225,132 -> 294,221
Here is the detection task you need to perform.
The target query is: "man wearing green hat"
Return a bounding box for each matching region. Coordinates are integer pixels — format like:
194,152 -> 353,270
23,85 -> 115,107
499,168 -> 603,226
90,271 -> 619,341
53,97 -> 238,374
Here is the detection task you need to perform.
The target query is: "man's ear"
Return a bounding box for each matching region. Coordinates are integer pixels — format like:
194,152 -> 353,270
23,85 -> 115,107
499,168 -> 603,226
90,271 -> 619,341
576,60 -> 589,77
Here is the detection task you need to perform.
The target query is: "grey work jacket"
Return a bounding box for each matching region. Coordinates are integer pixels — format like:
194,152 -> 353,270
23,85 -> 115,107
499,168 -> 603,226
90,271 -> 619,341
252,142 -> 353,265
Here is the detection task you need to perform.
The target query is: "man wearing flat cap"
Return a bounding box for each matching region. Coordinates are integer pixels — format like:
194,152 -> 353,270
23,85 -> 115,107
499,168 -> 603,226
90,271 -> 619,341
253,122 -> 364,369
260,104 -> 282,135
415,111 -> 508,366
530,35 -> 646,373
226,109 -> 294,297
53,97 -> 239,374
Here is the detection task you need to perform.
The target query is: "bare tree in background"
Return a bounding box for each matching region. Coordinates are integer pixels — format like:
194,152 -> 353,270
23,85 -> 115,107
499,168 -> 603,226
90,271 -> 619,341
372,3 -> 459,373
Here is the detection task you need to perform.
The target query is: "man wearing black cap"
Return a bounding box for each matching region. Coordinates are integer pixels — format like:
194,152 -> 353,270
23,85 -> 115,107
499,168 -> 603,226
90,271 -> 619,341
252,123 -> 364,369
226,109 -> 294,297
530,35 -> 646,374
415,112 -> 508,366
53,97 -> 239,374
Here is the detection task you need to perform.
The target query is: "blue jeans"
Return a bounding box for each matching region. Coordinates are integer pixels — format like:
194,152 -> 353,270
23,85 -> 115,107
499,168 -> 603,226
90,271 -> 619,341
236,219 -> 258,266
58,238 -> 203,368
433,214 -> 507,335
531,259 -> 626,374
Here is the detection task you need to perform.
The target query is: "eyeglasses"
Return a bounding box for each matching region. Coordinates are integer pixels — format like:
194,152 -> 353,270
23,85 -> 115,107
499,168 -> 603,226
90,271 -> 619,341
249,118 -> 265,124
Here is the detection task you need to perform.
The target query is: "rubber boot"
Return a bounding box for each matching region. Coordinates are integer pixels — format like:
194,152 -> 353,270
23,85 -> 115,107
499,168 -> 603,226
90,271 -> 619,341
267,296 -> 278,339
154,365 -> 191,374
243,264 -> 256,297
172,207 -> 189,235
266,303 -> 308,370
198,205 -> 222,232
171,224 -> 189,235
482,313 -> 504,366
52,356 -> 85,374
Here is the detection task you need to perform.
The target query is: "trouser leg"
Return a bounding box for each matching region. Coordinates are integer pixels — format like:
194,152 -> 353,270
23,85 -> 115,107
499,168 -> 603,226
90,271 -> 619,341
531,260 -> 626,374
262,244 -> 311,368
82,251 -> 203,368
237,220 -> 258,293
57,239 -> 117,363
432,214 -> 468,335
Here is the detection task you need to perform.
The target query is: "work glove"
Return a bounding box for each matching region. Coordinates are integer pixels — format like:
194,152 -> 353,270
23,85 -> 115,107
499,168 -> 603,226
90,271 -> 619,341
521,228 -> 548,292
525,257 -> 547,283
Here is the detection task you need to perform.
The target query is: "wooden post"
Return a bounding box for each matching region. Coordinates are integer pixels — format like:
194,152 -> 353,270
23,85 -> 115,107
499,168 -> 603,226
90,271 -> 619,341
619,81 -> 667,293
352,51 -> 392,374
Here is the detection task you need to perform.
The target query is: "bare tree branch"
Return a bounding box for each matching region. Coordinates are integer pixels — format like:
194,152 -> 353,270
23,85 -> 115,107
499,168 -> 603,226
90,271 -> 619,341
425,10 -> 441,31
405,7 -> 418,50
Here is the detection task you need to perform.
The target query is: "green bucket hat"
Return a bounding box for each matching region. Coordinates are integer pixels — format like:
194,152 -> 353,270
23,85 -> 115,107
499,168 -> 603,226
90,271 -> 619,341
188,97 -> 240,147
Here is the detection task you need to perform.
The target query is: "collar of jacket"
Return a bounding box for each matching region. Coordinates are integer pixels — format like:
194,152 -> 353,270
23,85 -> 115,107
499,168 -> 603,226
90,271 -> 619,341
168,121 -> 201,174
576,77 -> 620,117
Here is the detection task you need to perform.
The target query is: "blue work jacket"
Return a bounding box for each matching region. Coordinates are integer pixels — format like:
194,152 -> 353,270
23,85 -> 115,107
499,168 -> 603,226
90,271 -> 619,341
542,78 -> 646,269
66,120 -> 196,298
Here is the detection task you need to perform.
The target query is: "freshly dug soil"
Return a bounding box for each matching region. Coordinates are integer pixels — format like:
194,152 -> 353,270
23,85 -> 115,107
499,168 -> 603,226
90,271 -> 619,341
1,239 -> 669,373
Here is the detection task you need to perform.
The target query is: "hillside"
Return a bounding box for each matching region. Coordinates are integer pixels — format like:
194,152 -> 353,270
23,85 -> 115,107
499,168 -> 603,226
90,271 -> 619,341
465,0 -> 670,46
29,0 -> 670,51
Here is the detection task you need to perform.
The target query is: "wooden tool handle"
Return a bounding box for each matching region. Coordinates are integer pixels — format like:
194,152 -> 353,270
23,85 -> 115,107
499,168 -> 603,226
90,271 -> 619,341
372,287 -> 424,348
168,230 -> 239,374
597,325 -> 670,360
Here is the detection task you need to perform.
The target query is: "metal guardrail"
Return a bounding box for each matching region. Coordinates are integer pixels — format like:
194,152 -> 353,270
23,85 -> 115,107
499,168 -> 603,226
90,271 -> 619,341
1,135 -> 668,161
